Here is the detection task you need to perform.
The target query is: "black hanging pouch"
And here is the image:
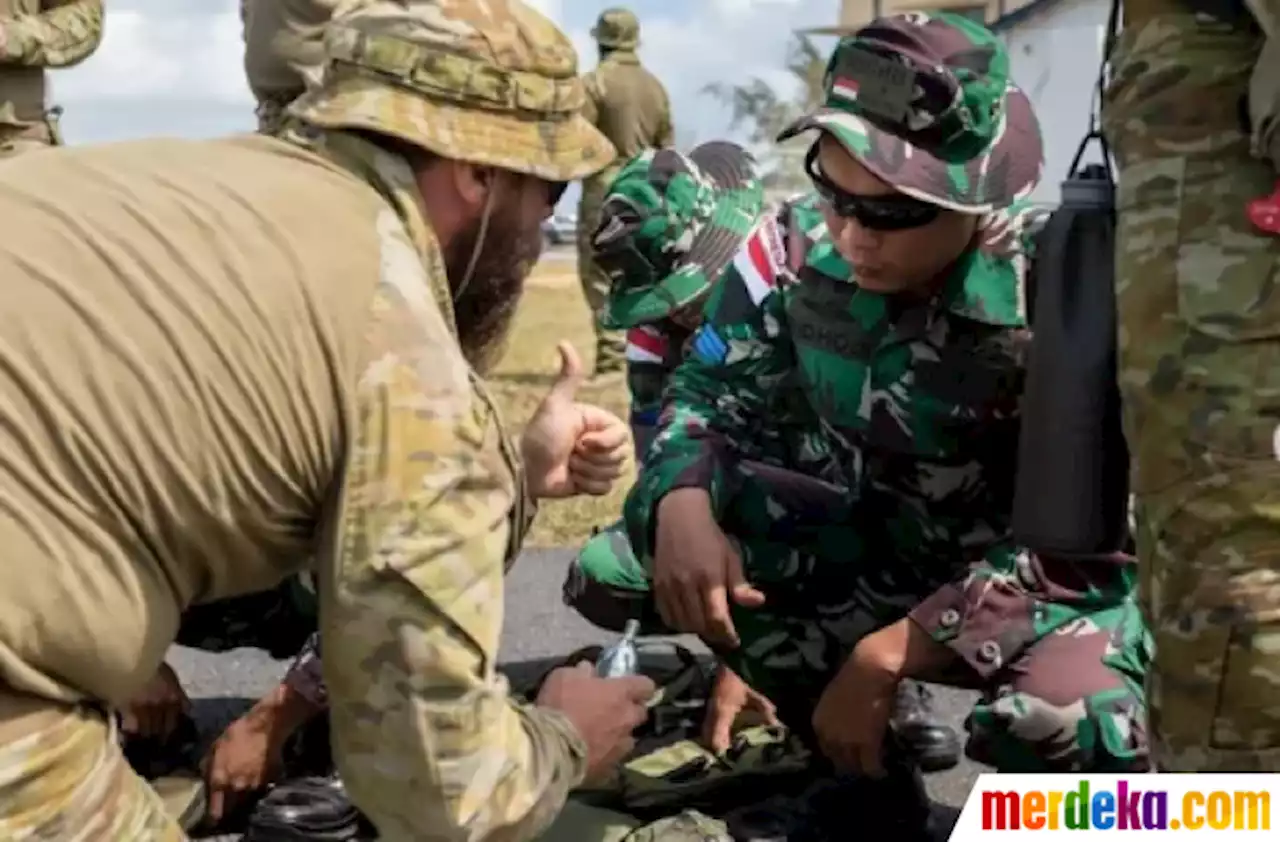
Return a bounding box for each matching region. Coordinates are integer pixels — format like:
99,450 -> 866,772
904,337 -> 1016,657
1012,0 -> 1132,555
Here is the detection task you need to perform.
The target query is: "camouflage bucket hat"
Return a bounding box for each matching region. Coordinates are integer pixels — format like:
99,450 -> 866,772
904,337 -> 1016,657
591,7 -> 640,50
778,11 -> 1044,213
593,141 -> 764,330
290,0 -> 616,183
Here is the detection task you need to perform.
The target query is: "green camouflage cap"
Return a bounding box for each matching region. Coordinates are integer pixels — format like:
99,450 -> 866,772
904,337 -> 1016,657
290,0 -> 616,182
778,11 -> 1044,212
593,141 -> 764,330
591,7 -> 640,49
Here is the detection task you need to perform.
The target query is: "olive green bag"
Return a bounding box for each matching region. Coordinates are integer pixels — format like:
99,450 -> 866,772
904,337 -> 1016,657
522,641 -> 812,821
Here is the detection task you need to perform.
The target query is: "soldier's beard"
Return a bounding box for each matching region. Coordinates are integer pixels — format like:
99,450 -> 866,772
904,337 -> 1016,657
446,204 -> 545,374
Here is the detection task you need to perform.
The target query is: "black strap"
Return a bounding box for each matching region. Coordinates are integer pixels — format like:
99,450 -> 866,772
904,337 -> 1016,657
1069,0 -> 1124,180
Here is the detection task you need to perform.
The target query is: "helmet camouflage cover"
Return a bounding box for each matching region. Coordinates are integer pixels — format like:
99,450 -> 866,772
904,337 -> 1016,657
591,7 -> 640,50
290,0 -> 616,182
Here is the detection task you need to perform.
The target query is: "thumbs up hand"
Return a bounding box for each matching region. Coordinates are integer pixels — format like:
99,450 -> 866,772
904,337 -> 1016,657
522,341 -> 632,500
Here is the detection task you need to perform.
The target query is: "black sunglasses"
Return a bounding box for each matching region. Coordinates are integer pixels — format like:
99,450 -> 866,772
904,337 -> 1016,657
804,144 -> 940,232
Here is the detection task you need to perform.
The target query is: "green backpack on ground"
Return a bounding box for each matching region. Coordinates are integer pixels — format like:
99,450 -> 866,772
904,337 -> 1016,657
522,641 -> 816,841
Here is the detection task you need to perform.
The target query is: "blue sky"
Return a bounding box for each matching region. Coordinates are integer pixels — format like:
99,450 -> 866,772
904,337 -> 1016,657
49,0 -> 841,211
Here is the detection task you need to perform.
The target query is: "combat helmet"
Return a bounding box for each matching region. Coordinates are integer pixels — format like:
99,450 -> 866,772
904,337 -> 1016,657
591,7 -> 640,50
290,0 -> 616,183
593,142 -> 764,330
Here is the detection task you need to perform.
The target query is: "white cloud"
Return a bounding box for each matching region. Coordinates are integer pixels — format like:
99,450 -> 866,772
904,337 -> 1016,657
53,5 -> 251,106
48,0 -> 838,153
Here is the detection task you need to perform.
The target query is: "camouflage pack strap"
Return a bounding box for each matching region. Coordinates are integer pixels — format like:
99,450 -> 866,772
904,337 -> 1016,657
323,26 -> 585,117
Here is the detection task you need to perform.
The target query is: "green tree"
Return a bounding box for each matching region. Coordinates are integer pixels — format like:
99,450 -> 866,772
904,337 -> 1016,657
703,33 -> 828,198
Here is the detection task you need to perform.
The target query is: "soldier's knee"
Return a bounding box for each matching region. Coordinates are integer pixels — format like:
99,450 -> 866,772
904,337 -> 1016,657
967,685 -> 1149,772
563,528 -> 647,633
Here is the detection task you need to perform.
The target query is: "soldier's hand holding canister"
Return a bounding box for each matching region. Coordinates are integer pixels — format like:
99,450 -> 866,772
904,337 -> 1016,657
536,662 -> 656,783
652,487 -> 765,648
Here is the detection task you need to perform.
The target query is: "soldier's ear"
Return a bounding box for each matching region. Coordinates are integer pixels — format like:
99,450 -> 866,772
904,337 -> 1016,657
452,161 -> 497,213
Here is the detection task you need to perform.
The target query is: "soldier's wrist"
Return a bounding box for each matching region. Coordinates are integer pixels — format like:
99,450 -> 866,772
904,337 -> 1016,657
657,487 -> 712,519
262,680 -> 325,731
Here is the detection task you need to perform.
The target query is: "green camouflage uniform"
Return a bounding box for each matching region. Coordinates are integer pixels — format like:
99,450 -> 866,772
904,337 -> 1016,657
1103,0 -> 1280,771
0,1 -> 617,839
563,142 -> 766,630
578,8 -> 675,375
239,0 -> 341,135
617,13 -> 1150,776
0,0 -> 103,157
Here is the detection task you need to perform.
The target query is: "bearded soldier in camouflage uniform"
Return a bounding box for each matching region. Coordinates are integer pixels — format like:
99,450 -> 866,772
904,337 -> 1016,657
0,1 -> 669,839
578,7 -> 674,379
607,13 -> 1149,836
562,142 -> 963,774
0,0 -> 102,157
1104,0 -> 1280,771
239,0 -> 341,135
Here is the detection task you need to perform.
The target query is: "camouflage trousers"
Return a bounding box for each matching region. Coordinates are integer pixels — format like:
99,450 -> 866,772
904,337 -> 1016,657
577,182 -> 626,374
565,475 -> 1149,772
0,688 -> 185,840
1104,13 -> 1280,771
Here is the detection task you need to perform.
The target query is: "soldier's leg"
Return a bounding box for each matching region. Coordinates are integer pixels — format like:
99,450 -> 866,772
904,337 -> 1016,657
0,688 -> 186,840
966,597 -> 1151,772
564,519 -> 669,634
576,197 -> 626,377
715,468 -> 961,770
1105,13 -> 1280,770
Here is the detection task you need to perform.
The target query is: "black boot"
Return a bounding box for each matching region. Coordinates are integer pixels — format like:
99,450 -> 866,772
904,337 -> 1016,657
892,680 -> 961,772
246,776 -> 374,841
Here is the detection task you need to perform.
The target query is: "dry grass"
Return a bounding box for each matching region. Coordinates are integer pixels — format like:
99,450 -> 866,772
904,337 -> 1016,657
488,257 -> 634,547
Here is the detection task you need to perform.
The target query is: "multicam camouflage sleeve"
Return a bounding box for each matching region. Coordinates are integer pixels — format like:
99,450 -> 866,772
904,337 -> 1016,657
319,215 -> 587,841
0,0 -> 103,67
622,215 -> 796,564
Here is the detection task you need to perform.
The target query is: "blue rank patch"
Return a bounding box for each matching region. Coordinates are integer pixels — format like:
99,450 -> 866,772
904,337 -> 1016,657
692,324 -> 728,364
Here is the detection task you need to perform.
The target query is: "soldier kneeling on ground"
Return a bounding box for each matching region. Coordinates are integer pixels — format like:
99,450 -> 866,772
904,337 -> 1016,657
562,140 -> 962,773
550,11 -> 1151,841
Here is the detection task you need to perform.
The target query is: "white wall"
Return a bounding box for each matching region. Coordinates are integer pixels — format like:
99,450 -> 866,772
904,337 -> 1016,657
1001,0 -> 1113,206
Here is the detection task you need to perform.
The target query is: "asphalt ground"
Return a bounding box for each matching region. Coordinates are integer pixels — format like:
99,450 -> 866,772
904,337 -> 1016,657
172,548 -> 987,839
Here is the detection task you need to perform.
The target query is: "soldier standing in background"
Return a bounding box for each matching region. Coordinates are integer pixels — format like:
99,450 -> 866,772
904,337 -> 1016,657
578,7 -> 674,380
239,0 -> 340,135
1104,0 -> 1280,770
0,0 -> 103,157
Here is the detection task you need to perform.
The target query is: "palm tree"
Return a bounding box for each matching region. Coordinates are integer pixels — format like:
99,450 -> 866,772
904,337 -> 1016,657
703,33 -> 828,199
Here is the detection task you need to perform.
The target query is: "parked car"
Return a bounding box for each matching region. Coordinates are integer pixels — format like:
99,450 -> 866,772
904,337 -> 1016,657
542,212 -> 577,246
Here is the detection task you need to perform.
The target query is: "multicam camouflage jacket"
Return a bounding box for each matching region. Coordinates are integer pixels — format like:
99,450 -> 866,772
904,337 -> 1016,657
621,193 -> 1119,662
